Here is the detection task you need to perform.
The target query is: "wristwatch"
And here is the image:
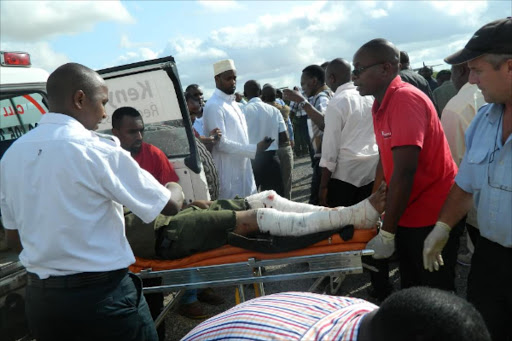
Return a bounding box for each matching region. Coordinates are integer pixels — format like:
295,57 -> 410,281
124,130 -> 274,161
298,100 -> 307,110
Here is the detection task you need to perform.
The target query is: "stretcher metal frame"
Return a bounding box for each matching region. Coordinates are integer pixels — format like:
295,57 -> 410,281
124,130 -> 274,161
136,248 -> 374,327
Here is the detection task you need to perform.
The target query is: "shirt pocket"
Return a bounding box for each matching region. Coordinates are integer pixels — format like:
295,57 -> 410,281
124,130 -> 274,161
466,147 -> 488,191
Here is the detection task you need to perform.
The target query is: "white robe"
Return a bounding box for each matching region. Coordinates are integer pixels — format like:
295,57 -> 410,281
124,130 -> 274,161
203,88 -> 257,199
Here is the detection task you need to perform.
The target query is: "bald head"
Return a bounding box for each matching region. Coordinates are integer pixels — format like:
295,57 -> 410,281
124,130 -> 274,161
358,39 -> 400,66
244,80 -> 261,100
46,62 -> 108,130
261,84 -> 277,103
352,39 -> 400,101
325,58 -> 352,91
47,63 -> 104,111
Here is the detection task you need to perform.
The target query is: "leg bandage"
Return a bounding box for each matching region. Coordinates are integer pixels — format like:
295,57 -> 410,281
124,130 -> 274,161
246,190 -> 329,213
256,199 -> 380,236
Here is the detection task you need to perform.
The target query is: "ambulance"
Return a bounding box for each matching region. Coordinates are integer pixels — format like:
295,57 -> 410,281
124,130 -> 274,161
0,51 -> 209,340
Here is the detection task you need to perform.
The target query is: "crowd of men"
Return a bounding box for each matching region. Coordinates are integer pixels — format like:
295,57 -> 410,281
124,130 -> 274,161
0,17 -> 510,341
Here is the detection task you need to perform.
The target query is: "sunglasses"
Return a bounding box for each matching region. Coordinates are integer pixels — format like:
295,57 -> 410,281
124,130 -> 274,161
352,62 -> 385,77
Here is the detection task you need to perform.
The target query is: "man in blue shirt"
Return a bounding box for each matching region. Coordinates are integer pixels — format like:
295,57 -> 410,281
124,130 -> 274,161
423,18 -> 512,341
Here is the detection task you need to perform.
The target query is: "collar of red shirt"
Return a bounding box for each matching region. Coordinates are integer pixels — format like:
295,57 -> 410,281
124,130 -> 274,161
372,75 -> 409,115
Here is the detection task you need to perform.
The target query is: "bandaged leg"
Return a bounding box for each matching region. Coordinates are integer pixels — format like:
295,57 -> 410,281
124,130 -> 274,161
256,199 -> 380,236
246,190 -> 329,213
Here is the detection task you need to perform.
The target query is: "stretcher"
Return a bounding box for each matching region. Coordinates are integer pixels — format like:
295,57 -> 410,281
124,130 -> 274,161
130,228 -> 377,327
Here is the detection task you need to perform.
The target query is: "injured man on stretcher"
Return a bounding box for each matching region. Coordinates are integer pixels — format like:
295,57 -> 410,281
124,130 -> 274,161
125,182 -> 386,260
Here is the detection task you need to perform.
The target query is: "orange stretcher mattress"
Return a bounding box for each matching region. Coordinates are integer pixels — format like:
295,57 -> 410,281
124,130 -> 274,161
130,228 -> 377,273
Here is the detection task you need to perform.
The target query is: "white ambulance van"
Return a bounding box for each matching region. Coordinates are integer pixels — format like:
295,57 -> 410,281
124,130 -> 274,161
0,52 -> 209,340
0,51 -> 49,340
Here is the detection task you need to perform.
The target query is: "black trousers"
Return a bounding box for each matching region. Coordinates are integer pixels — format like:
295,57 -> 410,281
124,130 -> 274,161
309,157 -> 322,205
25,271 -> 157,341
368,219 -> 464,297
396,221 -> 463,290
293,115 -> 311,157
142,278 -> 165,341
468,237 -> 512,341
327,179 -> 374,208
252,150 -> 284,196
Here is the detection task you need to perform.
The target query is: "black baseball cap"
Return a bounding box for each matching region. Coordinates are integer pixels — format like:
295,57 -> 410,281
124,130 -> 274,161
444,17 -> 512,65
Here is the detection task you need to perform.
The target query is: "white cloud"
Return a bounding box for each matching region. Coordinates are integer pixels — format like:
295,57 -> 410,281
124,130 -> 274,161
197,0 -> 242,12
169,0 -> 505,98
370,9 -> 389,19
0,1 -> 134,42
120,35 -> 152,49
115,47 -> 160,65
167,38 -> 228,60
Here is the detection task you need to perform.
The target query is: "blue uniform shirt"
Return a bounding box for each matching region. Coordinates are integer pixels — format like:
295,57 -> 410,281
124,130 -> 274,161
456,103 -> 512,247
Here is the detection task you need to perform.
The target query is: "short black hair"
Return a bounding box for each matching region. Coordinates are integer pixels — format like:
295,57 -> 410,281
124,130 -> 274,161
400,51 -> 409,64
185,84 -> 199,94
112,106 -> 142,129
436,69 -> 452,81
302,64 -> 325,84
372,287 -> 491,341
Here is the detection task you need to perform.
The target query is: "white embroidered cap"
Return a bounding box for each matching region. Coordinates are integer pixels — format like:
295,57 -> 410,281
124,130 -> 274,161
213,59 -> 236,76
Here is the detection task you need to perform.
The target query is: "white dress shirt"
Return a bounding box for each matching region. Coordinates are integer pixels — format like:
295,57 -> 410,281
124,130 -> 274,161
243,97 -> 286,151
0,113 -> 171,279
203,88 -> 257,199
441,82 -> 485,228
193,116 -> 205,136
320,82 -> 379,187
441,82 -> 486,166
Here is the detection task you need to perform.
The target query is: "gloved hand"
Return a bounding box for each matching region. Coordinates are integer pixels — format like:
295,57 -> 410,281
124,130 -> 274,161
165,182 -> 185,208
367,229 -> 395,259
423,221 -> 451,272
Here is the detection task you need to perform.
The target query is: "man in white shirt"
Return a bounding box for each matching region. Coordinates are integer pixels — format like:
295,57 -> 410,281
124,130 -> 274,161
441,63 -> 486,166
0,63 -> 183,341
319,58 -> 379,208
203,59 -> 272,199
440,62 -> 486,265
262,85 -> 295,200
283,65 -> 333,204
243,80 -> 287,195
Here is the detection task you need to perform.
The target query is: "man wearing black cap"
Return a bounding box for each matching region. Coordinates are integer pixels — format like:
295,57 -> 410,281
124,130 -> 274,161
423,17 -> 512,341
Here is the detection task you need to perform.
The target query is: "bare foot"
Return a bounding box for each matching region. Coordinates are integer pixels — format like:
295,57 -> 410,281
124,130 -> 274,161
368,181 -> 386,214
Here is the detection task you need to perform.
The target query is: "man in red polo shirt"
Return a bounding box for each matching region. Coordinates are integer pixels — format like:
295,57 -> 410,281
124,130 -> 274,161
111,106 -> 179,185
352,39 -> 463,292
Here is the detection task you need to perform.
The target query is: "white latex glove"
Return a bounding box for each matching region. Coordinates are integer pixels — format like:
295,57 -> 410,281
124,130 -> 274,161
423,221 -> 451,272
367,229 -> 395,259
165,182 -> 185,208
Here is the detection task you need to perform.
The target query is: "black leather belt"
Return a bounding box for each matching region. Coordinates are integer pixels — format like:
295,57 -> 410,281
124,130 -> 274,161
27,268 -> 128,289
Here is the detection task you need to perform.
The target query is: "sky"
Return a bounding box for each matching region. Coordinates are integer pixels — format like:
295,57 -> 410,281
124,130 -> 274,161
1,0 -> 511,98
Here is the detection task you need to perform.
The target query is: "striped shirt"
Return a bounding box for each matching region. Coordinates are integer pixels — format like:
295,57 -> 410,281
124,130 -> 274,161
181,292 -> 377,341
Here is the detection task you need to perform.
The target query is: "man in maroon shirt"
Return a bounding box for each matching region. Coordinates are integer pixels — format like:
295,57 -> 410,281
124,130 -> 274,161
111,106 -> 179,185
352,39 -> 463,295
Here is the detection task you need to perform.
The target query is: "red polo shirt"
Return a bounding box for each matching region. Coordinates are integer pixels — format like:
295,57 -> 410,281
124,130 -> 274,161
133,142 -> 179,185
373,76 -> 457,227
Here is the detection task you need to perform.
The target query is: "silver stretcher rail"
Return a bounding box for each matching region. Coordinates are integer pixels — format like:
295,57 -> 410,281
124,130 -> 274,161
136,248 -> 375,328
137,249 -> 374,294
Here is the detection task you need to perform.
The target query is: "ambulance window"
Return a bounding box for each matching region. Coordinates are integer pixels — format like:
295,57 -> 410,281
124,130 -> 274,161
0,91 -> 48,158
142,120 -> 190,158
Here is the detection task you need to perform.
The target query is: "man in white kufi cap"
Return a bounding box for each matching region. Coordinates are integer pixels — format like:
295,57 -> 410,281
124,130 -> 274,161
203,59 -> 273,199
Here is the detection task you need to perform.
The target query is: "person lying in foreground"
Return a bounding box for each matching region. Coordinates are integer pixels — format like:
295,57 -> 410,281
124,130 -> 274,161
181,287 -> 491,341
125,182 -> 386,260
